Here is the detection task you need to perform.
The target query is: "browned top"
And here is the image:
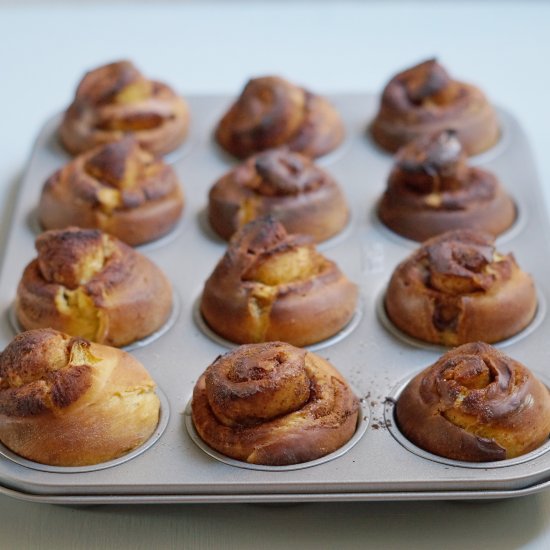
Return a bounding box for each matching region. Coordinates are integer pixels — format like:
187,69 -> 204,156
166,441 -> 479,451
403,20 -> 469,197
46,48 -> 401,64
192,342 -> 359,465
66,60 -> 182,132
0,329 -> 93,417
384,130 -> 497,210
378,59 -> 472,122
32,227 -> 126,292
212,217 -> 332,288
60,60 -> 188,157
205,342 -> 311,426
44,137 -> 180,214
73,61 -> 146,107
215,76 -> 344,159
217,148 -> 329,197
401,230 -> 512,297
396,342 -> 550,461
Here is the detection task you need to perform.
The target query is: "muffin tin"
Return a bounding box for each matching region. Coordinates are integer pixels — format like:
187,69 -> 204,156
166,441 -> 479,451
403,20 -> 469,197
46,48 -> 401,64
1,94 -> 550,504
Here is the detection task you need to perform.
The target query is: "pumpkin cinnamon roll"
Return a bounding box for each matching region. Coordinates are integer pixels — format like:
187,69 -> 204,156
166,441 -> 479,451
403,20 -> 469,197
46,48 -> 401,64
59,60 -> 189,157
384,230 -> 537,346
0,329 -> 160,466
200,217 -> 358,347
396,342 -> 550,462
208,147 -> 349,242
191,341 -> 359,465
377,130 -> 515,242
38,137 -> 184,246
15,227 -> 173,347
370,59 -> 499,156
215,76 -> 345,159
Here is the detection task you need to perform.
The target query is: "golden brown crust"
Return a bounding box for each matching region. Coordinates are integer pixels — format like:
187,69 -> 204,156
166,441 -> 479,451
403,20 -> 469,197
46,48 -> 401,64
215,76 -> 345,159
370,59 -> 499,156
191,341 -> 359,465
384,230 -> 537,346
377,130 -> 515,241
396,342 -> 550,461
207,148 -> 349,242
0,329 -> 160,466
59,60 -> 189,157
15,228 -> 173,347
200,217 -> 358,347
38,137 -> 184,246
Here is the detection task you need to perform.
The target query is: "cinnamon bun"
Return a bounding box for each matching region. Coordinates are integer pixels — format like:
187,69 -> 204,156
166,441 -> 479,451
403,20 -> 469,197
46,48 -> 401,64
15,228 -> 173,347
396,342 -> 550,461
0,329 -> 160,466
208,147 -> 349,242
377,130 -> 515,242
200,217 -> 358,347
59,60 -> 189,157
215,76 -> 344,159
370,59 -> 499,156
39,137 -> 184,246
191,341 -> 359,465
384,230 -> 537,346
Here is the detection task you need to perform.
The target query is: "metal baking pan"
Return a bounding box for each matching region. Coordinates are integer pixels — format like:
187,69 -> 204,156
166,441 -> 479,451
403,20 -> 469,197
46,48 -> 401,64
1,94 -> 549,504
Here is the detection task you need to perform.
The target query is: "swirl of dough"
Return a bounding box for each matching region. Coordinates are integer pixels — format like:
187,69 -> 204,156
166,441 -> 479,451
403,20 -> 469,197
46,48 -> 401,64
208,147 -> 348,242
370,59 -> 499,156
215,76 -> 344,159
59,60 -> 189,157
377,130 -> 515,241
384,230 -> 537,345
39,137 -> 184,246
396,342 -> 550,461
192,342 -> 359,465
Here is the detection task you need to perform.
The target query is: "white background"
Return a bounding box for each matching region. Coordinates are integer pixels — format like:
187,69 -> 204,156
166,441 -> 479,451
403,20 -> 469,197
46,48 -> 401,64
1,1 -> 550,548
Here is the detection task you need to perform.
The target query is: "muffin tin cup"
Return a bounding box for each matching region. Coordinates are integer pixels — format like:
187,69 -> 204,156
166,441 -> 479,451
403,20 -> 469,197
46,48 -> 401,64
0,387 -> 170,474
383,372 -> 550,469
161,132 -> 198,166
375,287 -> 547,352
184,392 -> 370,472
1,94 -> 550,503
468,111 -> 512,166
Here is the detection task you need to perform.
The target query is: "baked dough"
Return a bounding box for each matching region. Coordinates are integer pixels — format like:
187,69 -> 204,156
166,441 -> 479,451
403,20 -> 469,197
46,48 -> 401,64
39,137 -> 184,246
208,147 -> 348,242
200,217 -> 358,347
0,329 -> 160,466
384,230 -> 536,345
16,227 -> 173,347
216,76 -> 344,159
377,130 -> 515,242
396,342 -> 550,461
59,60 -> 189,157
192,341 -> 359,465
371,59 -> 499,156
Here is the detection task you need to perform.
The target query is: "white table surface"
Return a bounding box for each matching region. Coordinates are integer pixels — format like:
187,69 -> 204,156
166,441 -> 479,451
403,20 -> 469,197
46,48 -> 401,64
1,1 -> 550,548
